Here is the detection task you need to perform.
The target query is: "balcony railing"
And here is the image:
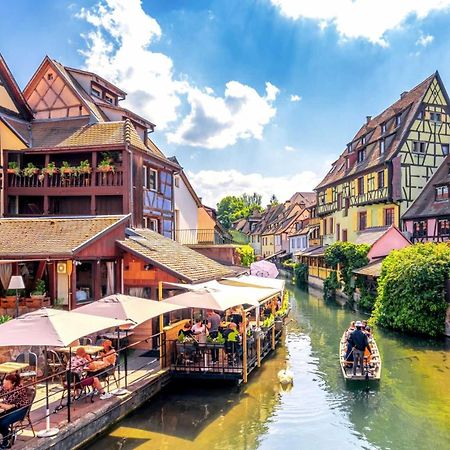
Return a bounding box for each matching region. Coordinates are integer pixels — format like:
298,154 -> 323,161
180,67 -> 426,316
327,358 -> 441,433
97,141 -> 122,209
6,169 -> 124,189
176,229 -> 234,245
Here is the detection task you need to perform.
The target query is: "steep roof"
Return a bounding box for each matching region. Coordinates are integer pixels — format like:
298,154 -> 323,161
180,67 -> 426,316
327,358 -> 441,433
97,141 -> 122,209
117,228 -> 234,283
402,154 -> 450,219
316,73 -> 438,190
0,216 -> 128,258
289,192 -> 316,206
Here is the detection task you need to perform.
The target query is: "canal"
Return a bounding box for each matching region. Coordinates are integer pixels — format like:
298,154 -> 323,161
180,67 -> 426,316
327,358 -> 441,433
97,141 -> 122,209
87,281 -> 450,450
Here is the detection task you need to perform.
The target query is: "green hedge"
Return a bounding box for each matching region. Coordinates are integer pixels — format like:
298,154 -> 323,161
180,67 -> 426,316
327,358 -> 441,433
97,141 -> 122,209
372,243 -> 450,337
294,263 -> 308,288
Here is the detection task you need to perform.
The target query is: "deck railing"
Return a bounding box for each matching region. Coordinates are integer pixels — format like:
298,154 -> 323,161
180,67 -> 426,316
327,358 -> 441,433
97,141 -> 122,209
175,229 -> 234,245
6,169 -> 124,189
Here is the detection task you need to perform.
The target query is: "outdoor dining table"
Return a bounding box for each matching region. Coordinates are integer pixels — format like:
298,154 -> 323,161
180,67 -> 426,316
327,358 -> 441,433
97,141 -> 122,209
0,362 -> 29,379
55,345 -> 104,356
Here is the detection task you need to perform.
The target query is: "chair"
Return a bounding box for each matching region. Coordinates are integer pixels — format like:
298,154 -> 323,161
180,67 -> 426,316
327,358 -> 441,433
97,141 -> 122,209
46,350 -> 64,382
54,372 -> 94,413
79,337 -> 92,346
11,387 -> 36,439
16,351 -> 38,383
98,357 -> 119,393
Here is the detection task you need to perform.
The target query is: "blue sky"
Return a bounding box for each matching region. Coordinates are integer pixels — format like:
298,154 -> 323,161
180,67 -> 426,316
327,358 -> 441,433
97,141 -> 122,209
3,0 -> 450,205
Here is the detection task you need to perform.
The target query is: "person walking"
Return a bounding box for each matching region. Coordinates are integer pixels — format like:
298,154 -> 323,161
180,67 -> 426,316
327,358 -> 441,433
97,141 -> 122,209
349,321 -> 371,376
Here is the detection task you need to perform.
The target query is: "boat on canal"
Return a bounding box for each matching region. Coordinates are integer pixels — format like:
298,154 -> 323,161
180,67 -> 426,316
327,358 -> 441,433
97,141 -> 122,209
339,331 -> 381,381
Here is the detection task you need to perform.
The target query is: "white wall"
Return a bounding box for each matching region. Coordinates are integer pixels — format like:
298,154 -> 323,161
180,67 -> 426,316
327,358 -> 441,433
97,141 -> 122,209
174,174 -> 199,242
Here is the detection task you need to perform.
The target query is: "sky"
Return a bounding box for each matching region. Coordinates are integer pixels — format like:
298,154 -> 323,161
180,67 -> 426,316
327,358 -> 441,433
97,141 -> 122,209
3,0 -> 450,206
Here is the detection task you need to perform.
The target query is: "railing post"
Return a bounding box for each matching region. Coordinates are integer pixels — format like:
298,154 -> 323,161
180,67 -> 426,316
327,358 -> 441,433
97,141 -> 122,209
158,281 -> 164,371
242,310 -> 248,383
256,306 -> 261,367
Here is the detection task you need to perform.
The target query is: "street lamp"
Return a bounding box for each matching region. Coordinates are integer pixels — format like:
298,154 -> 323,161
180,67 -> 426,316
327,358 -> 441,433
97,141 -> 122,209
8,275 -> 25,317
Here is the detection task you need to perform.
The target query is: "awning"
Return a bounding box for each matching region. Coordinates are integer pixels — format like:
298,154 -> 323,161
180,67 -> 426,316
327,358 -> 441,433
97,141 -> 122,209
353,259 -> 383,277
219,275 -> 285,292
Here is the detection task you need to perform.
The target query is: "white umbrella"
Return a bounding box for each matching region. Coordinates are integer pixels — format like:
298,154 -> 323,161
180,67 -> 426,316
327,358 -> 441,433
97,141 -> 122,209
220,275 -> 285,292
250,260 -> 279,279
164,282 -> 278,311
75,294 -> 185,325
0,308 -> 127,437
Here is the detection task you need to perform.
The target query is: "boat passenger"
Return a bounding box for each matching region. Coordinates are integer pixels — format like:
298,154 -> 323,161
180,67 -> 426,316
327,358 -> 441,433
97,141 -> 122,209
348,321 -> 372,376
67,347 -> 111,400
0,373 -> 29,448
344,321 -> 356,365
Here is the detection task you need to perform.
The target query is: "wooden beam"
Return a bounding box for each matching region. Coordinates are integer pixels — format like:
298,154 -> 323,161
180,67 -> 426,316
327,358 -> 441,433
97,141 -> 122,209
242,310 -> 248,383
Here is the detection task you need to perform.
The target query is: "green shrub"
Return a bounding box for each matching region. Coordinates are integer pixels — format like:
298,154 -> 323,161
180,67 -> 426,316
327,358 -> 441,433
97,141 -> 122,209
294,263 -> 308,288
323,270 -> 341,301
372,243 -> 450,337
357,281 -> 376,313
236,244 -> 255,267
0,315 -> 12,324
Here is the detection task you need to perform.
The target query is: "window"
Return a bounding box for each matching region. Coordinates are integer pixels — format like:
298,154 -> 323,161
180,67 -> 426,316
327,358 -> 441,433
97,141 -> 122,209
378,171 -> 385,189
342,229 -> 348,242
174,176 -> 180,188
358,211 -> 367,231
413,221 -> 427,237
47,73 -> 54,81
430,112 -> 442,123
104,94 -> 115,104
329,217 -> 334,233
346,158 -> 350,169
337,193 -> 342,210
381,122 -> 386,134
357,177 -> 364,195
380,139 -> 385,155
361,135 -> 366,145
417,109 -> 423,120
91,87 -> 102,98
336,223 -> 340,241
142,166 -> 147,188
435,185 -> 449,202
148,168 -> 158,191
143,217 -> 159,232
323,219 -> 327,235
347,143 -> 353,153
395,115 -> 401,127
442,144 -> 449,156
438,219 -> 450,236
384,208 -> 395,226
357,149 -> 365,163
413,141 -> 426,154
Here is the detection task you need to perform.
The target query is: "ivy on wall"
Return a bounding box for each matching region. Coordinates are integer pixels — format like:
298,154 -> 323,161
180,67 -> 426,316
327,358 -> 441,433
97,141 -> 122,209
372,243 -> 449,337
236,244 -> 255,267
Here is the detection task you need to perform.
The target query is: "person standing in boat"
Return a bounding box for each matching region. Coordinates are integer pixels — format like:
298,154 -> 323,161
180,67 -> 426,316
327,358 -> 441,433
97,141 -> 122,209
349,321 -> 371,376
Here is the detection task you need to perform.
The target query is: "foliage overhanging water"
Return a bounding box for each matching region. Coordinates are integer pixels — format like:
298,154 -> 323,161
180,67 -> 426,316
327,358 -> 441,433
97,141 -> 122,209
87,281 -> 450,450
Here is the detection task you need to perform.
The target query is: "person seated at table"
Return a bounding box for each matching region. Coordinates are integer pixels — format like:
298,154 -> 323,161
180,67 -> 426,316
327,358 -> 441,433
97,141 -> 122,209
178,321 -> 194,338
229,307 -> 243,332
191,317 -> 207,335
223,323 -> 242,365
67,347 -> 111,400
0,373 -> 29,448
87,340 -> 117,376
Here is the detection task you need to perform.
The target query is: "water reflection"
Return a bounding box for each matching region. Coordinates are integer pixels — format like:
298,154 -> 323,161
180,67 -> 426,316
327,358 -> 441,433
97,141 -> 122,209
87,283 -> 450,450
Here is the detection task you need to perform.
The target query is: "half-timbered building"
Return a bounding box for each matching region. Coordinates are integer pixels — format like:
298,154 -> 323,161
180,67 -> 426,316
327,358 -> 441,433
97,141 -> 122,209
3,56 -> 179,236
316,72 -> 450,246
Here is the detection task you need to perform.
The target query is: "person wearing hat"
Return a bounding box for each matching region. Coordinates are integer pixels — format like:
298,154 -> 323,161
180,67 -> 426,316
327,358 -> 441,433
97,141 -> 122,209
348,321 -> 371,376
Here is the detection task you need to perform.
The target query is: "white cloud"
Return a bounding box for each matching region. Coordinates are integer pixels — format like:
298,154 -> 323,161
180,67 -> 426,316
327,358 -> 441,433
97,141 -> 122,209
270,0 -> 450,46
284,145 -> 297,152
290,94 -> 302,102
416,33 -> 434,47
187,169 -> 321,207
167,82 -> 279,149
77,0 -> 279,148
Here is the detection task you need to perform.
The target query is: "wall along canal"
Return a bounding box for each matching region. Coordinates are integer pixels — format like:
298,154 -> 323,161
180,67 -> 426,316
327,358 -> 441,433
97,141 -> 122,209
86,282 -> 450,450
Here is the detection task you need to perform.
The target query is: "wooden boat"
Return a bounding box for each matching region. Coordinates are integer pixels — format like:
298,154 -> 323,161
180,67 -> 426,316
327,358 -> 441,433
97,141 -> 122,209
339,331 -> 381,381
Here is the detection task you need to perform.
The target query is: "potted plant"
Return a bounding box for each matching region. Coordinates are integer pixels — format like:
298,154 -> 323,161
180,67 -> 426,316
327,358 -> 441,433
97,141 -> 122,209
60,161 -> 75,175
7,162 -> 21,175
97,154 -> 115,173
1,290 -> 17,309
0,315 -> 12,325
30,279 -> 46,300
77,160 -> 92,175
23,162 -> 39,177
43,162 -> 58,176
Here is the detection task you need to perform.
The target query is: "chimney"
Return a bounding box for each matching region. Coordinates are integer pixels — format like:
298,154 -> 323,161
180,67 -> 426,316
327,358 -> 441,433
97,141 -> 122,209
400,91 -> 408,99
366,116 -> 372,124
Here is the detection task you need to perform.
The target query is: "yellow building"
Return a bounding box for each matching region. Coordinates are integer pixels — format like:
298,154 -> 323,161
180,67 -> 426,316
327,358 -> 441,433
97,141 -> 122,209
316,72 -> 450,246
0,54 -> 33,217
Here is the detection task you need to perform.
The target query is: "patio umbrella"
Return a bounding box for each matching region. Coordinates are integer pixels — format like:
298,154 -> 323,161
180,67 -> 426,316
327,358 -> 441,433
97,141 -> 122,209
75,294 -> 185,326
250,260 -> 279,279
0,308 -> 127,438
219,275 -> 285,292
164,282 -> 279,311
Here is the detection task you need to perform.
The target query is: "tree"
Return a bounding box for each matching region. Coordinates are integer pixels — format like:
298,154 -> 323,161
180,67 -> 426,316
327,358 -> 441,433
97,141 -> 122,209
217,193 -> 263,229
269,194 -> 279,206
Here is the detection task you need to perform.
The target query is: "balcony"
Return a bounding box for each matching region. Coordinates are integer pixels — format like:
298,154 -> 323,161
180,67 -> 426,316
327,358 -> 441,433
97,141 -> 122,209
175,229 -> 235,245
6,169 -> 124,190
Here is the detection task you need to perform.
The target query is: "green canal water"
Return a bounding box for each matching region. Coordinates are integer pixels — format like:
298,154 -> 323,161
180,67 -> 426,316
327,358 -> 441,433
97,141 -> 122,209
87,282 -> 450,450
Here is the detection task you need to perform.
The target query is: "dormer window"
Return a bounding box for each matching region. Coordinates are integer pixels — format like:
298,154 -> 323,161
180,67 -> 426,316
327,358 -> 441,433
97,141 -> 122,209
347,143 -> 353,153
395,115 -> 401,127
380,139 -> 385,155
381,122 -> 386,134
346,157 -> 350,169
435,185 -> 448,202
91,87 -> 102,98
357,149 -> 365,163
361,135 -> 366,145
417,109 -> 424,120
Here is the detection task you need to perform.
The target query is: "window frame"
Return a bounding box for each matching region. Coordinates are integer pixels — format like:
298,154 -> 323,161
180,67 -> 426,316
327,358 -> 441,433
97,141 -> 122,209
435,185 -> 449,202
148,168 -> 158,192
378,170 -> 385,189
384,208 -> 395,227
413,141 -> 426,154
442,144 -> 449,156
357,149 -> 365,163
358,211 -> 367,231
357,177 -> 365,195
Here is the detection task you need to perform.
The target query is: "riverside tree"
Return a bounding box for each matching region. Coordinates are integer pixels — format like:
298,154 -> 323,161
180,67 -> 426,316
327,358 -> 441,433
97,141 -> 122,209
217,192 -> 263,229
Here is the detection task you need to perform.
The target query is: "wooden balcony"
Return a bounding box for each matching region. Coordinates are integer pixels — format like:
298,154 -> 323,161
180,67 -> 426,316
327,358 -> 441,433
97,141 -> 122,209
5,169 -> 124,193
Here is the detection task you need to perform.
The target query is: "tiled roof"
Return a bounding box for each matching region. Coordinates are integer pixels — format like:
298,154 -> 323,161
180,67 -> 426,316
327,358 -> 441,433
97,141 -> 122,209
402,154 -> 450,219
289,192 -> 316,205
1,116 -> 31,145
353,259 -> 383,277
117,229 -> 234,283
0,216 -> 127,258
316,73 -> 436,189
30,118 -> 91,147
354,227 -> 390,246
